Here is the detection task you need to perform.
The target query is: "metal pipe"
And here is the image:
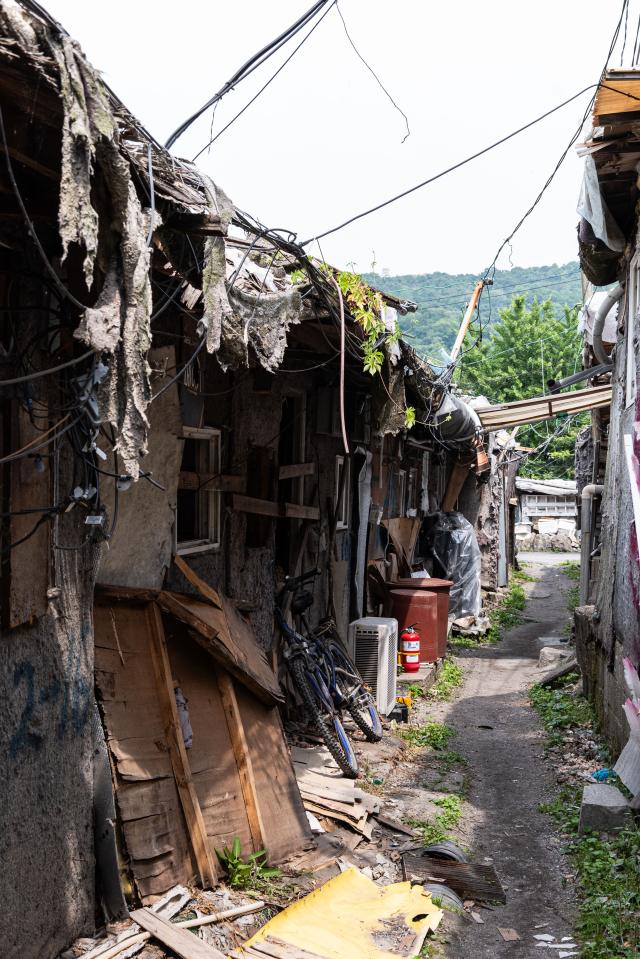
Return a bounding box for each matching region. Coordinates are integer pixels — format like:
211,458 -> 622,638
579,483 -> 604,604
592,284 -> 623,366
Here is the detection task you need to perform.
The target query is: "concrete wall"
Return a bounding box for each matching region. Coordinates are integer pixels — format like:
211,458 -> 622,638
0,516 -> 97,959
575,288 -> 640,754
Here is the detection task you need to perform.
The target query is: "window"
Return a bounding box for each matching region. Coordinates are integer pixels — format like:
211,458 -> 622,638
335,455 -> 351,530
176,427 -> 222,553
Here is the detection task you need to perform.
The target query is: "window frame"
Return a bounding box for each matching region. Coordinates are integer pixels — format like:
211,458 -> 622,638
176,426 -> 222,555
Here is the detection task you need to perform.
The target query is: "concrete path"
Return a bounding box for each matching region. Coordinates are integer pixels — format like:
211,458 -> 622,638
432,559 -> 577,956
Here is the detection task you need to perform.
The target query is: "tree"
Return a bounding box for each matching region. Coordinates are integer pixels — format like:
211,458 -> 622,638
456,296 -> 585,479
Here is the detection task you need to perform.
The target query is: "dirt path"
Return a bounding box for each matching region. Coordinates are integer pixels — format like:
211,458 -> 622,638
400,559 -> 578,956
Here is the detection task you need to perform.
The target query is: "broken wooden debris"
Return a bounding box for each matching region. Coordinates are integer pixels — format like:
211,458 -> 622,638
130,908 -> 227,959
401,851 -> 506,903
292,745 -> 379,839
538,657 -> 579,687
497,927 -> 521,941
73,894 -> 265,959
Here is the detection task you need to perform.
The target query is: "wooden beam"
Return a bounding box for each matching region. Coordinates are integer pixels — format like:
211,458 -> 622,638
278,462 -> 315,480
283,503 -> 320,521
233,494 -> 280,518
232,494 -> 319,521
129,909 -> 226,959
146,602 -> 217,888
173,553 -> 223,609
0,143 -> 58,181
179,471 -> 245,493
216,670 -> 266,854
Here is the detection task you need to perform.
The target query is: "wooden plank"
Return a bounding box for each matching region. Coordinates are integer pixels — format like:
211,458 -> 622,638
442,460 -> 472,512
283,503 -> 320,521
179,471 -> 245,493
217,670 -> 266,853
249,936 -> 330,959
173,554 -> 222,609
129,908 -> 226,959
233,495 -> 319,522
538,656 -> 579,687
146,602 -> 217,888
279,463 -> 315,480
372,812 -> 420,838
233,494 -> 280,518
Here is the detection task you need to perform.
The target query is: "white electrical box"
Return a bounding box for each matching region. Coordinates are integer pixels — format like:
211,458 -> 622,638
348,617 -> 398,716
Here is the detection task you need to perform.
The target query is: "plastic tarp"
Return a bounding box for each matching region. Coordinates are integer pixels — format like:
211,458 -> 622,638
243,867 -> 442,959
429,512 -> 481,618
577,156 -> 625,253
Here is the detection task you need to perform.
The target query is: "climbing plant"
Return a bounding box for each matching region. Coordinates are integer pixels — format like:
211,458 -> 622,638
291,261 -> 415,428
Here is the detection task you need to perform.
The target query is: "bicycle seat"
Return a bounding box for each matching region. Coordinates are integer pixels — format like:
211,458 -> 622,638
291,590 -> 314,615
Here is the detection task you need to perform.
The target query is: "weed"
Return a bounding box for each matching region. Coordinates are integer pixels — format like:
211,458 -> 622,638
407,682 -> 425,700
215,838 -> 281,889
402,721 -> 456,750
566,584 -> 580,616
512,566 -> 537,583
538,788 -> 640,958
560,561 -> 581,582
409,793 -> 463,845
427,659 -> 463,700
449,634 -> 481,649
451,577 -> 528,649
433,750 -> 466,773
530,676 -> 594,744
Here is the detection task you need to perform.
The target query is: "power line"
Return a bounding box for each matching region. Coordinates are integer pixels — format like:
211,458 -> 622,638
335,1 -> 410,144
300,84 -> 599,247
165,0 -> 331,150
192,1 -> 336,161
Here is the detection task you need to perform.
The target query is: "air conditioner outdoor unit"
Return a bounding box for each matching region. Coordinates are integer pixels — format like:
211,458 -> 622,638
348,617 -> 398,716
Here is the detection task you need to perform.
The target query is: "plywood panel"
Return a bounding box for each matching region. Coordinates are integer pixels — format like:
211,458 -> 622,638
236,685 -> 311,863
94,602 -> 197,901
166,629 -> 254,857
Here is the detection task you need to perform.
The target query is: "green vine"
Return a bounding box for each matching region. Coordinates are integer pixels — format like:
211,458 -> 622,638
289,262 -> 415,429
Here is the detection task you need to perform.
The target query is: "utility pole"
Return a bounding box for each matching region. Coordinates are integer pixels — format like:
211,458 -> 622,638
449,278 -> 491,362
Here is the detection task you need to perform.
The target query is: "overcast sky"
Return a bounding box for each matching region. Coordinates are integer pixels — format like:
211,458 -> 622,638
44,0 -> 631,276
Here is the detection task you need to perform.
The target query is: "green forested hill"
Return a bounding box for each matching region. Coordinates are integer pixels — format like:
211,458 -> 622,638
364,262 -> 582,363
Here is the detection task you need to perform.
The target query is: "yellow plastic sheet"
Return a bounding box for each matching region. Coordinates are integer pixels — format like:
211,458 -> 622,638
244,867 -> 443,959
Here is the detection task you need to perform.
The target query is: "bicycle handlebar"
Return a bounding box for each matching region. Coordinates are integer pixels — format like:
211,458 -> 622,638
275,567 -> 320,606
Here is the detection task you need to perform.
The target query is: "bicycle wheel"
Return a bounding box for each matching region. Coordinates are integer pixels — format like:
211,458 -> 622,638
290,656 -> 358,778
329,643 -> 383,743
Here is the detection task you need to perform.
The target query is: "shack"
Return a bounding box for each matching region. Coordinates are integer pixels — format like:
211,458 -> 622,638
0,3 -> 509,957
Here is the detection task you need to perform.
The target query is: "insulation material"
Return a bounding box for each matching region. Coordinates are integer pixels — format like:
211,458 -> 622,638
243,867 -> 442,959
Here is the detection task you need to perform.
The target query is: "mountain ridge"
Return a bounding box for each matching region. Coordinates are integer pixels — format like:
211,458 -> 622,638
363,261 -> 582,362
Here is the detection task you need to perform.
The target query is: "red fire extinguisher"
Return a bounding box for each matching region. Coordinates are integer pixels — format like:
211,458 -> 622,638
400,623 -> 421,673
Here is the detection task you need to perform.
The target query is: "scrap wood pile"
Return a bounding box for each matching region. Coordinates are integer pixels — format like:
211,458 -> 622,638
61,886 -> 267,959
62,870 -> 444,959
291,745 -> 380,840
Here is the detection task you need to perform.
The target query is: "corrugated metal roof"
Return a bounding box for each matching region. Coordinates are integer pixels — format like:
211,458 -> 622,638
476,384 -> 612,431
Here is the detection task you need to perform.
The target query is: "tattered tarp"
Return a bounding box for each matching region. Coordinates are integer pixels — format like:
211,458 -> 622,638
516,477 -> 577,496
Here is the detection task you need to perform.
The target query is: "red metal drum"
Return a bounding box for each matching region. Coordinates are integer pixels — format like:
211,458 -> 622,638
391,578 -> 453,658
388,589 -> 439,664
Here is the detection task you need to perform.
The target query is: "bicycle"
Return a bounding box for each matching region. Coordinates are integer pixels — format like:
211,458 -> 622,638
275,569 -> 383,779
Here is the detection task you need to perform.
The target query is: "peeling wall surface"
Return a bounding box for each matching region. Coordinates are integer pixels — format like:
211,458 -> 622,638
0,522 -> 97,959
98,348 -> 183,589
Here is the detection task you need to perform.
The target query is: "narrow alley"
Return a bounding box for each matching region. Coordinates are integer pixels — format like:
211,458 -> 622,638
377,559 -> 579,957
